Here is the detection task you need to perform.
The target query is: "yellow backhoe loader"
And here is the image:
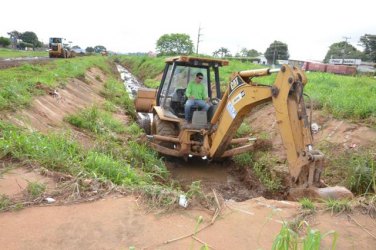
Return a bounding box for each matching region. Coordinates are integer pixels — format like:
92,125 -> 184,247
48,37 -> 74,58
135,56 -> 352,200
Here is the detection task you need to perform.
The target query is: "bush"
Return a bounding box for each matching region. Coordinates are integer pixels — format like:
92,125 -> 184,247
0,37 -> 11,47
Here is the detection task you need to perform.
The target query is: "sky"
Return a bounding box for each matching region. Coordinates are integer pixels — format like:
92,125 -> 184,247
1,0 -> 375,61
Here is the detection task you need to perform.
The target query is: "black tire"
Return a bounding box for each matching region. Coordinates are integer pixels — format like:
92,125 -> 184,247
154,114 -> 178,149
138,116 -> 151,135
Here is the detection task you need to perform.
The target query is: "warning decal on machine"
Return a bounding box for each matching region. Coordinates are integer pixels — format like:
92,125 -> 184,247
226,102 -> 237,119
231,90 -> 245,106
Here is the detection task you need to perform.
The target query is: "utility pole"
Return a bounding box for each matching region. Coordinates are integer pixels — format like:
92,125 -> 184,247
196,25 -> 203,55
272,42 -> 277,67
342,36 -> 351,60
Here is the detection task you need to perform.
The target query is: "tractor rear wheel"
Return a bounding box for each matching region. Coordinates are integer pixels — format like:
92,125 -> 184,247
154,114 -> 178,149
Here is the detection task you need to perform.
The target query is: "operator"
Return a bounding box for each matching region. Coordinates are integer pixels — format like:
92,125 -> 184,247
184,72 -> 210,122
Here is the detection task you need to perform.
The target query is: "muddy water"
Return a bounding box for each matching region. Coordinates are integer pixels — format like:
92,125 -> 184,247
116,64 -> 142,98
165,158 -> 265,201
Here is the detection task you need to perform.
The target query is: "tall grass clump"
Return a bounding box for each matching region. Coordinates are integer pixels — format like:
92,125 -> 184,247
299,198 -> 316,212
233,152 -> 253,167
272,222 -> 338,250
320,142 -> 376,195
235,122 -> 252,138
65,106 -> 126,134
0,121 -> 82,174
27,181 -> 46,199
252,152 -> 281,191
83,151 -> 140,185
324,199 -> 352,215
101,77 -> 136,118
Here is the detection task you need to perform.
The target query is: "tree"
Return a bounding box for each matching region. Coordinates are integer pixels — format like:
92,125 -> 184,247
323,41 -> 364,63
213,47 -> 231,58
239,48 -> 261,57
7,30 -> 21,48
359,34 -> 376,62
86,47 -> 95,53
264,41 -> 289,64
94,45 -> 106,53
0,37 -> 11,47
20,31 -> 42,48
156,33 -> 194,56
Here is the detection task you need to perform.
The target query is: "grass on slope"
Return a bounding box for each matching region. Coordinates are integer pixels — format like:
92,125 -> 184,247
0,56 -> 110,111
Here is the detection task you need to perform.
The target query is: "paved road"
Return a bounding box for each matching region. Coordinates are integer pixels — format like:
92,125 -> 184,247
0,57 -> 52,69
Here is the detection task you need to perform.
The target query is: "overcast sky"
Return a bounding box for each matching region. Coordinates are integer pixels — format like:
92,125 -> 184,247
1,0 -> 375,61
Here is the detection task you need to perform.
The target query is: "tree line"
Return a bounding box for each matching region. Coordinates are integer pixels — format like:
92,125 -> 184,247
155,33 -> 376,63
0,30 -> 107,53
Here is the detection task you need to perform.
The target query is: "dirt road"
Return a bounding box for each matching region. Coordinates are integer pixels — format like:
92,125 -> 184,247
0,196 -> 375,250
0,57 -> 51,69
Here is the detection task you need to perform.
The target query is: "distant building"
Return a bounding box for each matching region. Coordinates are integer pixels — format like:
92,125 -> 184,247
148,51 -> 157,57
289,59 -> 319,68
329,59 -> 362,65
256,55 -> 267,65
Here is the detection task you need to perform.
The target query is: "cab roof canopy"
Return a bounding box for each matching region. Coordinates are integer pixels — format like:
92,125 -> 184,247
166,56 -> 229,67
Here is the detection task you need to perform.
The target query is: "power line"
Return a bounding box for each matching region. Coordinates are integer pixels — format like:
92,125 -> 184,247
342,36 -> 351,59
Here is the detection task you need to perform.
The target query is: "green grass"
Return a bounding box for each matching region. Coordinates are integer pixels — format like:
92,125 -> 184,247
114,55 -> 166,82
0,56 -> 179,210
0,48 -> 48,58
299,198 -> 316,211
252,152 -> 281,191
233,152 -> 253,166
116,56 -> 376,125
65,106 -> 126,134
233,152 -> 281,191
319,142 -> 376,195
324,199 -> 352,215
27,181 -> 46,199
101,77 -> 136,118
272,222 -> 338,250
235,122 -> 252,138
0,56 -> 110,111
0,195 -> 12,211
305,72 -> 376,122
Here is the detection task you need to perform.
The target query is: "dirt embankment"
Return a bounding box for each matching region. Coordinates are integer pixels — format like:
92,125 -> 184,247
0,67 -> 375,249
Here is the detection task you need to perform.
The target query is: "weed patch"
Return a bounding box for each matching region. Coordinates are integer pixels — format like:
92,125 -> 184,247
27,181 -> 46,199
299,198 -> 316,212
272,221 -> 338,250
319,142 -> 376,195
324,199 -> 352,215
0,195 -> 11,211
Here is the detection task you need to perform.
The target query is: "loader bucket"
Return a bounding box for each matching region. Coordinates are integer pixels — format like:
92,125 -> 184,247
288,186 -> 353,201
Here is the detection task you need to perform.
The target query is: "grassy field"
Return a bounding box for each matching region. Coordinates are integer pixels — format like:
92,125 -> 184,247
305,72 -> 376,122
0,48 -> 48,58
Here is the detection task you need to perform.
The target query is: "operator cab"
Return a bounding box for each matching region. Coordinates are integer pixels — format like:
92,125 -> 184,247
157,56 -> 228,120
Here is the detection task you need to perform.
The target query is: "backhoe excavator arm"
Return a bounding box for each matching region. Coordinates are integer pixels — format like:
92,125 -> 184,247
208,65 -> 323,188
